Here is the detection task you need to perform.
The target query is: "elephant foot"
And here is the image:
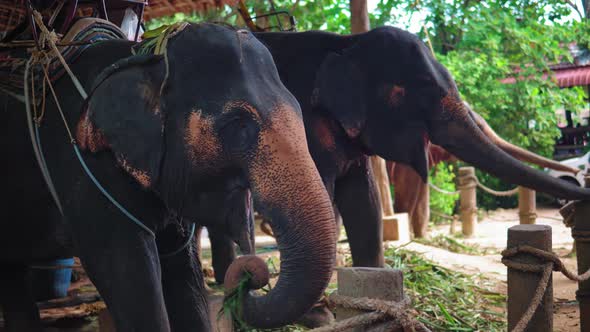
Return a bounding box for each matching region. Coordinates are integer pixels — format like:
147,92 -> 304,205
295,301 -> 335,328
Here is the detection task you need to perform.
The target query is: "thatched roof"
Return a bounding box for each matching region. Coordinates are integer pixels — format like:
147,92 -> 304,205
143,0 -> 238,20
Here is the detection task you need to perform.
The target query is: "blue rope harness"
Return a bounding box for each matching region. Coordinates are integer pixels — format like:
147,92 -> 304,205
72,144 -> 156,237
23,19 -> 196,261
34,125 -> 197,257
73,143 -> 198,255
159,223 -> 197,258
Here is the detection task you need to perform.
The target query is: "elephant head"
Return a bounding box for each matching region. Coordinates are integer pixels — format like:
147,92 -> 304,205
313,26 -> 590,199
78,23 -> 336,328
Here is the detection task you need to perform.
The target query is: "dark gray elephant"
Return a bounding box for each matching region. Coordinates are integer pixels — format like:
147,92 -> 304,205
209,26 -> 590,285
250,26 -> 590,270
1,23 -> 335,331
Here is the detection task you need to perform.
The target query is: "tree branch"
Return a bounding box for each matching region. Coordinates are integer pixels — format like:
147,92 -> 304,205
564,0 -> 584,21
291,0 -> 301,13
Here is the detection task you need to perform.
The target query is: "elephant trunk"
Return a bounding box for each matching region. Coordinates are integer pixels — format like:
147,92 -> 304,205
469,110 -> 580,174
224,108 -> 336,328
429,93 -> 590,200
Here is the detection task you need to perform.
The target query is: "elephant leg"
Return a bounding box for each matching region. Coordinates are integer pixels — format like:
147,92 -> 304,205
208,230 -> 236,285
393,163 -> 429,238
335,159 -> 384,267
158,224 -> 211,331
71,216 -> 170,332
412,179 -> 430,238
0,264 -> 41,332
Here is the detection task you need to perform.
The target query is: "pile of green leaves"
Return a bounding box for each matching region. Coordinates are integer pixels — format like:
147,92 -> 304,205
414,234 -> 496,255
385,247 -> 506,331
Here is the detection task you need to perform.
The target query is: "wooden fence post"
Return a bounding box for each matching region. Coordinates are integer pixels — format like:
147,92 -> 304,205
458,167 -> 477,237
335,267 -> 404,331
370,156 -> 395,218
571,176 -> 590,332
371,157 -> 410,242
518,187 -> 537,225
506,224 -> 553,332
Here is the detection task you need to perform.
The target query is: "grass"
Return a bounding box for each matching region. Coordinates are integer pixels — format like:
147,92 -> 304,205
414,234 -> 497,255
385,246 -> 506,331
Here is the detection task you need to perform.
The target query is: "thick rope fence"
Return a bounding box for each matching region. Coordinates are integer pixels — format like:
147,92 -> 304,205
429,166 -> 538,236
305,268 -> 431,332
309,295 -> 431,332
500,222 -> 590,332
429,169 -> 519,197
502,245 -> 590,332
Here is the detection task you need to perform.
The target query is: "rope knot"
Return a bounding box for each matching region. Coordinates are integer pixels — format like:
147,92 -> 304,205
501,244 -> 590,332
308,293 -> 431,332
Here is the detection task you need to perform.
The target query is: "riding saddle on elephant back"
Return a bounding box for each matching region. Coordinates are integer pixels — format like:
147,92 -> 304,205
0,0 -> 145,102
1,0 -> 145,40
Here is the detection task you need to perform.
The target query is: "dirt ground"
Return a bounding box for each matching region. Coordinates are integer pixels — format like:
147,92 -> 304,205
1,205 -> 584,331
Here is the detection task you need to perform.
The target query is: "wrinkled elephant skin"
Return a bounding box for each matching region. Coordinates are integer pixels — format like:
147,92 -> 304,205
0,23 -> 335,331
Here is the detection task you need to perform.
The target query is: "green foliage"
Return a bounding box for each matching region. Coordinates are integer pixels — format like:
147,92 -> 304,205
385,247 -> 506,331
369,0 -> 589,209
473,167 -> 520,209
429,162 -> 458,223
272,0 -> 351,33
146,9 -> 230,30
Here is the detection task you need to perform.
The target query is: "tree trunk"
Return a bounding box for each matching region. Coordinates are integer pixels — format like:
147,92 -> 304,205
350,1 -> 395,220
370,156 -> 395,218
350,0 -> 369,34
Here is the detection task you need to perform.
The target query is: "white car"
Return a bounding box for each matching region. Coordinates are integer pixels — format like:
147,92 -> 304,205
546,151 -> 589,204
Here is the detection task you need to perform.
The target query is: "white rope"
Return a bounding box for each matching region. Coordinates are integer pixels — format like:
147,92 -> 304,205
457,175 -> 519,197
429,182 -> 459,195
32,10 -> 88,99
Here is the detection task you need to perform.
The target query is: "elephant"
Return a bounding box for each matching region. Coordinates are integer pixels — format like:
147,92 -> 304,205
198,182 -> 256,284
1,22 -> 336,331
244,25 -> 590,270
205,25 -> 590,284
387,109 -> 580,238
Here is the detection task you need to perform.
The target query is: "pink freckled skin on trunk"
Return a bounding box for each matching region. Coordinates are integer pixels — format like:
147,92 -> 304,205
249,102 -> 333,227
76,109 -> 109,153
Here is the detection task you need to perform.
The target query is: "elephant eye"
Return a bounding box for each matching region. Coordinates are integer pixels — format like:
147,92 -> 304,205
218,113 -> 260,156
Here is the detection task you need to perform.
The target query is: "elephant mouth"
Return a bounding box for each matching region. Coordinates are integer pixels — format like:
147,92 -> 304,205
221,185 -> 254,255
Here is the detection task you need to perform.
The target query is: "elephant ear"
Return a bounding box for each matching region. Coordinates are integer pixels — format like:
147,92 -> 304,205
313,52 -> 366,138
77,57 -> 166,189
373,124 -> 429,182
